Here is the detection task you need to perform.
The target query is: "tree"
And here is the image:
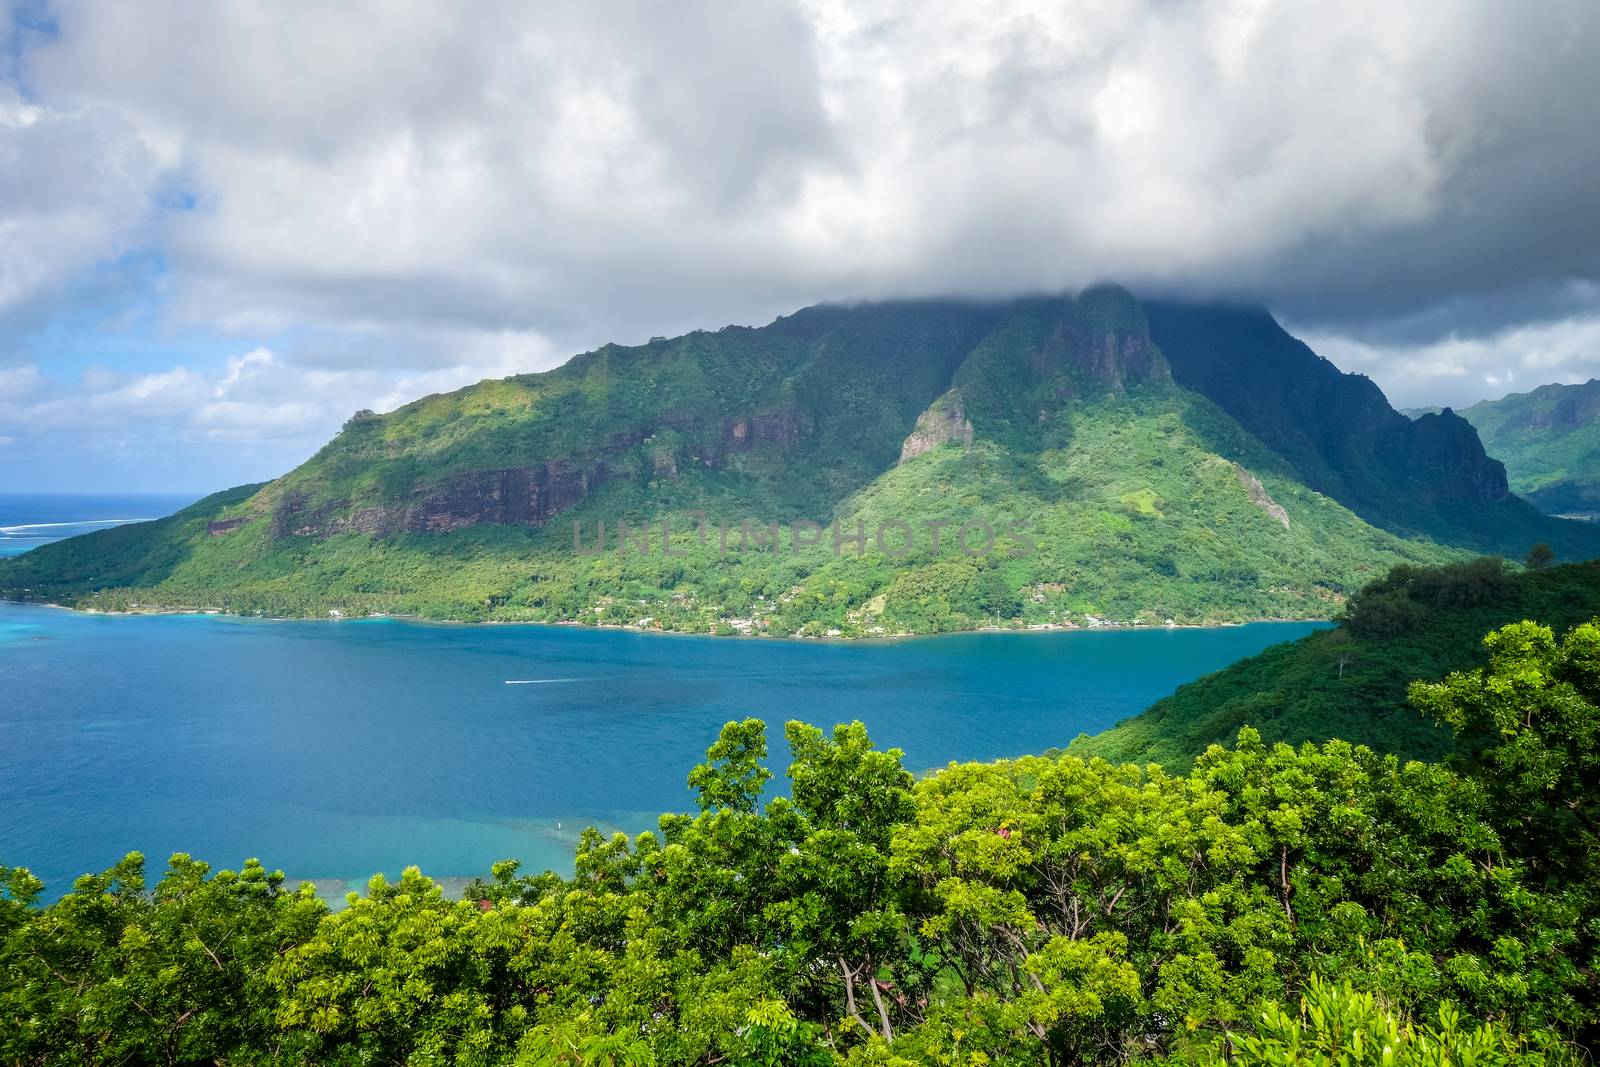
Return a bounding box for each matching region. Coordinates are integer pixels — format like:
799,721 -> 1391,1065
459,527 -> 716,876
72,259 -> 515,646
1410,619 -> 1600,880
1526,542 -> 1556,570
1170,976 -> 1578,1065
6,636 -> 1600,1066
269,867 -> 515,1065
686,717 -> 771,813
781,722 -> 919,1044
0,853 -> 324,1066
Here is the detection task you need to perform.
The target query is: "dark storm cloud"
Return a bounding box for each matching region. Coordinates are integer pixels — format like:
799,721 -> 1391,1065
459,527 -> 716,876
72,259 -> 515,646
4,0 -> 1600,483
1250,5 -> 1600,332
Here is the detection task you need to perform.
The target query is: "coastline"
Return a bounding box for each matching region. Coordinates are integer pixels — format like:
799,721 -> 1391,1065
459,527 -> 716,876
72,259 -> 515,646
1,595 -> 1332,641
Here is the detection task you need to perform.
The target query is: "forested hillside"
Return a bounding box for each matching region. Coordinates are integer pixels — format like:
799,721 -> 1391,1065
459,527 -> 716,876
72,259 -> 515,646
1144,304 -> 1594,555
1451,379 -> 1600,519
4,288 -> 1595,633
1072,556 -> 1600,767
3,612 -> 1598,1064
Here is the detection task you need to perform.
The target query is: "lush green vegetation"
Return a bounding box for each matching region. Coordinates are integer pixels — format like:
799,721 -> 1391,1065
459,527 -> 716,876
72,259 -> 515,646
1072,557 -> 1600,768
4,614 -> 1599,1064
0,385 -> 1460,633
1147,305 -> 1600,559
18,289 -> 1593,634
1448,380 -> 1600,519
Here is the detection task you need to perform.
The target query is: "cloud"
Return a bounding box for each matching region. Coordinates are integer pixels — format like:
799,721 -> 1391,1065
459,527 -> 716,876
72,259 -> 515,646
0,362 -> 45,397
9,0 -> 1592,342
1298,312 -> 1600,409
0,87 -> 167,330
4,0 -> 1600,486
22,0 -> 841,343
0,336 -> 537,491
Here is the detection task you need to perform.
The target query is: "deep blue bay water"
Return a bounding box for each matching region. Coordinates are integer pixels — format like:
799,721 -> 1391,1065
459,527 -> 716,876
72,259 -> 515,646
0,605 -> 1321,899
0,495 -> 1325,900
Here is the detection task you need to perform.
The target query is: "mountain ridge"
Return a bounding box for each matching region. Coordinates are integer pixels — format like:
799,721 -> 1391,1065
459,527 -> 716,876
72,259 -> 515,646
4,286 -> 1596,633
1439,379 -> 1600,519
1143,303 -> 1555,552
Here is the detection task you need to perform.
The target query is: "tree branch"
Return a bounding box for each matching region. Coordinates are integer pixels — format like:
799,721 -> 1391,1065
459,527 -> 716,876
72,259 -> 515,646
838,955 -> 876,1038
867,975 -> 894,1043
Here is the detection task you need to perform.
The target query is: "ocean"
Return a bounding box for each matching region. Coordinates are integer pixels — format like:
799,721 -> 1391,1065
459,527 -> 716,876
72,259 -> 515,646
0,493 -> 200,557
0,494 -> 1323,900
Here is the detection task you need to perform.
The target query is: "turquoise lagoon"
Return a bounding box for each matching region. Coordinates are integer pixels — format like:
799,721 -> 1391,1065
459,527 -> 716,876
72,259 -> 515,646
0,600 -> 1320,898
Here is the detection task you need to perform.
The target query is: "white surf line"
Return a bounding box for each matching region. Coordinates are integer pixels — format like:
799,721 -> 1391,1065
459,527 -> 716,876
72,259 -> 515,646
0,519 -> 143,533
504,678 -> 583,684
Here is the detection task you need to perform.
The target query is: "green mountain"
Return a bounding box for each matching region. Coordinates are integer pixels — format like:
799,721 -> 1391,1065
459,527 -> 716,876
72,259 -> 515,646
1448,379 -> 1600,519
5,287 -> 1597,632
1071,556 -> 1600,768
1145,304 -> 1593,554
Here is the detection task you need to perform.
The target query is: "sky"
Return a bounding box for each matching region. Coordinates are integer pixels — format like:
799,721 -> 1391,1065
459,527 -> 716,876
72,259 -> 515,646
2,1 -> 1599,493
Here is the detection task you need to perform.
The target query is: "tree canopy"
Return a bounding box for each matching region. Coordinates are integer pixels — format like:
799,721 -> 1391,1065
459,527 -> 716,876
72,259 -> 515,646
3,619 -> 1599,1064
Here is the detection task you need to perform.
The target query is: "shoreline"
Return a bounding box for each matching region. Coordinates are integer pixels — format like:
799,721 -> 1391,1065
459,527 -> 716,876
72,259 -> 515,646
1,596 -> 1332,641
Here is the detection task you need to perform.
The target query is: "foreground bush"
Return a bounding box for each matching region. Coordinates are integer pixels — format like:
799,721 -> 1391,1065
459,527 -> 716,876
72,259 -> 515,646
2,619 -> 1597,1065
1168,977 -> 1576,1066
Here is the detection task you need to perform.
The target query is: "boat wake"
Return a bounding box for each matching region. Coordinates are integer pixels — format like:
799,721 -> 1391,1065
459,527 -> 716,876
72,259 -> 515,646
504,678 -> 582,685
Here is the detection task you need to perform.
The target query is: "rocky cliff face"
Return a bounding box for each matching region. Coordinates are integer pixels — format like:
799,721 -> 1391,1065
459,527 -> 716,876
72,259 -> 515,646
1054,321 -> 1170,394
1233,465 -> 1291,528
900,391 -> 974,462
1019,290 -> 1171,397
270,406 -> 818,538
1400,411 -> 1510,503
946,288 -> 1175,447
723,410 -> 809,453
270,454 -> 625,538
411,461 -> 615,533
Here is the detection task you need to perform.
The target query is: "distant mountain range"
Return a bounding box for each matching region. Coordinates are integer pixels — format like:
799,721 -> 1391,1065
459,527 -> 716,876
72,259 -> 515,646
5,286 -> 1596,633
1406,379 -> 1600,519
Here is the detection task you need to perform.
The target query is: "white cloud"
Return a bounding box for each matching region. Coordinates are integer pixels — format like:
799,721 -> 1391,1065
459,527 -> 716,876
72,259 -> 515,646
0,87 -> 167,328
1299,314 -> 1600,409
6,0 -> 1592,346
3,0 -> 1600,486
0,362 -> 45,397
2,336 -> 537,477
